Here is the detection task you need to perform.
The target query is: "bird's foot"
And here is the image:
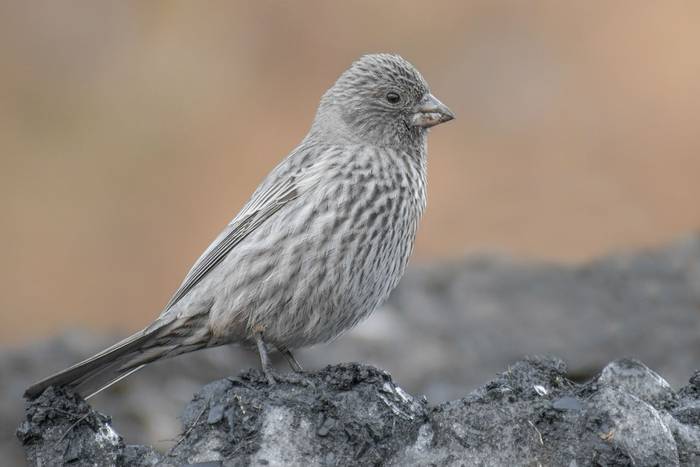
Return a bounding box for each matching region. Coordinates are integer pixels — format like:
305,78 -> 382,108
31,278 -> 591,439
253,329 -> 278,385
263,368 -> 277,385
279,347 -> 304,373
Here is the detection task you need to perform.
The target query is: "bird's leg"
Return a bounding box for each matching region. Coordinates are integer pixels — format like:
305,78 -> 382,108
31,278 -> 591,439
253,329 -> 276,385
278,346 -> 304,373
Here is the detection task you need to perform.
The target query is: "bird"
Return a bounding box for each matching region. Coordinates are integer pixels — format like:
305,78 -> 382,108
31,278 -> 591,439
25,53 -> 454,400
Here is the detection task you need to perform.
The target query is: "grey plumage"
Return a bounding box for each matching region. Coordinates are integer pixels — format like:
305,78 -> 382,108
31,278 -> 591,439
25,53 -> 454,399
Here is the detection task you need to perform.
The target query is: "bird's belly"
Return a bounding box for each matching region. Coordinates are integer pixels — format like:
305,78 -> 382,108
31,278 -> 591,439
202,192 -> 421,349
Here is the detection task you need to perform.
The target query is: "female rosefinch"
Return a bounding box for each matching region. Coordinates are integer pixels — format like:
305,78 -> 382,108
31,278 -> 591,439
26,53 -> 454,399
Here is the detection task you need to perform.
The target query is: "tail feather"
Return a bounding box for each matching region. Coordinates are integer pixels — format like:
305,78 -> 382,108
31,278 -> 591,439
24,314 -> 210,400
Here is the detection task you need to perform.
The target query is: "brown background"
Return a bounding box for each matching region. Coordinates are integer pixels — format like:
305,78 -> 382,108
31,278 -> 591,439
2,2 -> 699,344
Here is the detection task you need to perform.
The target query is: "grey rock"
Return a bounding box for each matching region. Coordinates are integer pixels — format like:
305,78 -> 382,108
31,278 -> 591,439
584,387 -> 679,466
17,359 -> 700,466
661,413 -> 700,466
380,234 -> 700,400
16,386 -> 125,467
5,234 -> 700,463
171,364 -> 427,466
597,358 -> 676,409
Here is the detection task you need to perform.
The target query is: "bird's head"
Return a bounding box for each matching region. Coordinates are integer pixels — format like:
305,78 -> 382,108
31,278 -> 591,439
311,54 -> 454,147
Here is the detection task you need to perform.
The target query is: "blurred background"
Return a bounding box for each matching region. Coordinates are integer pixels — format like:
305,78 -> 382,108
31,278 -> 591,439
2,1 -> 700,462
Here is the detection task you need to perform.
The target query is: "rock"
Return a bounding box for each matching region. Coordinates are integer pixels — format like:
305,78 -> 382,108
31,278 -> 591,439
381,234 -> 700,400
597,358 -> 676,409
170,364 -> 427,465
410,356 -> 576,466
17,358 -> 700,466
584,387 -> 678,466
16,386 -> 126,467
5,234 -> 700,463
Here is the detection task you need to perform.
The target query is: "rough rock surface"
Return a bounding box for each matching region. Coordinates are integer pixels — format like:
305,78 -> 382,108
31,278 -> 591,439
17,358 -> 700,466
5,235 -> 700,463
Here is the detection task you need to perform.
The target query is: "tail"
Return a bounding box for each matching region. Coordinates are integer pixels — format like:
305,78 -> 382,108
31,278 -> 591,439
24,314 -> 210,400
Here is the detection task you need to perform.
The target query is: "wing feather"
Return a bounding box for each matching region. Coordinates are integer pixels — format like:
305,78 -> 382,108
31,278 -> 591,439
163,167 -> 312,311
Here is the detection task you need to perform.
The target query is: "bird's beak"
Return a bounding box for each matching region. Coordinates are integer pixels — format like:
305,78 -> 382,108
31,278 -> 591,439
411,93 -> 455,128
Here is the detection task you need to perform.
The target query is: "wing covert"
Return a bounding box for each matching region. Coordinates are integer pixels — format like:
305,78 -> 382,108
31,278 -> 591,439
162,176 -> 301,311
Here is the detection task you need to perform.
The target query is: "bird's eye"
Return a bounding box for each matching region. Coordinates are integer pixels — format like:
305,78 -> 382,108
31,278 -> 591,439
385,92 -> 401,104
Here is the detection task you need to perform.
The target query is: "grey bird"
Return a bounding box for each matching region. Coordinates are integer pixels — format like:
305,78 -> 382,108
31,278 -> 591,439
25,53 -> 454,400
